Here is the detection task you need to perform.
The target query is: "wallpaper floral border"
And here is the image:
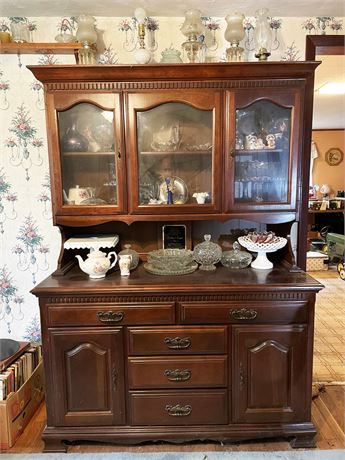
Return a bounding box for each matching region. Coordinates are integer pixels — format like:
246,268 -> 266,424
0,14 -> 343,342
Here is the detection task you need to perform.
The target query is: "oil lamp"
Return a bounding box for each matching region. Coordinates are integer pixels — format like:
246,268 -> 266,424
133,7 -> 151,64
181,9 -> 205,63
224,13 -> 245,62
253,8 -> 272,61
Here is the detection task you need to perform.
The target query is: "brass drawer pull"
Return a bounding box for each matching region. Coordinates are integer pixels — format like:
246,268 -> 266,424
97,311 -> 124,323
164,369 -> 191,382
164,337 -> 191,350
230,308 -> 258,320
165,404 -> 192,417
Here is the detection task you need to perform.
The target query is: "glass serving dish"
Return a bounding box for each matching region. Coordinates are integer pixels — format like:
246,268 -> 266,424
193,234 -> 222,271
147,248 -> 194,271
221,242 -> 252,268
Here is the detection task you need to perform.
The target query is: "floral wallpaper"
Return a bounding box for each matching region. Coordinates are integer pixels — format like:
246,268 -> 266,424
0,14 -> 343,342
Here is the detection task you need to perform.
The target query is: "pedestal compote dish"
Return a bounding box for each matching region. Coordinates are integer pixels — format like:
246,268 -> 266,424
238,232 -> 287,269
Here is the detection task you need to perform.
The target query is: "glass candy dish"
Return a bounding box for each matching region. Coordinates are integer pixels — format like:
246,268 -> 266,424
118,244 -> 139,270
193,234 -> 222,271
238,235 -> 287,270
147,248 -> 195,272
221,242 -> 252,269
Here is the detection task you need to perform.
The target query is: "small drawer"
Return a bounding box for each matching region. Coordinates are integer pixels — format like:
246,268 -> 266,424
180,301 -> 308,324
47,302 -> 175,326
129,390 -> 228,425
128,356 -> 227,389
127,326 -> 228,355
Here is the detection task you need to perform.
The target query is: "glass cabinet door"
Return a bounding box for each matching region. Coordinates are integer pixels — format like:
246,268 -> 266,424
225,90 -> 299,213
53,94 -> 124,214
126,92 -> 222,214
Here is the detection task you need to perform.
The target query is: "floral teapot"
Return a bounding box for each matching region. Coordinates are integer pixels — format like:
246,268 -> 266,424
75,249 -> 117,279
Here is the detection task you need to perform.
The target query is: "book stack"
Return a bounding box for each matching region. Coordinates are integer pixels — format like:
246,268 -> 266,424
0,344 -> 42,401
0,343 -> 44,449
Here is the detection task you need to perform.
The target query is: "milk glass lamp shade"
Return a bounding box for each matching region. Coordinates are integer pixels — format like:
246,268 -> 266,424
253,8 -> 272,60
76,15 -> 97,45
224,13 -> 245,62
134,7 -> 146,24
181,9 -> 204,38
320,184 -> 330,197
224,13 -> 245,45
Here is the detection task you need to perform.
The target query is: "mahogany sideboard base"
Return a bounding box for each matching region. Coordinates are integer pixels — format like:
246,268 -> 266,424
42,423 -> 317,452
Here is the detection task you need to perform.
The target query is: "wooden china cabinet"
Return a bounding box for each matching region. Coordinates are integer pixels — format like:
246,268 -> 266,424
29,62 -> 323,452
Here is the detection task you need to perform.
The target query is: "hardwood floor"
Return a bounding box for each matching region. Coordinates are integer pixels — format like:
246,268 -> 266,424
6,385 -> 345,453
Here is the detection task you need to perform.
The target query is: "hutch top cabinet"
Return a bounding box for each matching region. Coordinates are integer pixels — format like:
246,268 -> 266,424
29,62 -> 318,269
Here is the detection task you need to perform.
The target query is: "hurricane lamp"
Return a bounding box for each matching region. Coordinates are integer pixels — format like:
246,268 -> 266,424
181,9 -> 204,63
253,8 -> 272,61
224,13 -> 245,62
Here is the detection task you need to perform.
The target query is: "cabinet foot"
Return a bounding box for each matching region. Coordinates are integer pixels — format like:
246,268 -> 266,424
43,438 -> 67,453
290,434 -> 316,448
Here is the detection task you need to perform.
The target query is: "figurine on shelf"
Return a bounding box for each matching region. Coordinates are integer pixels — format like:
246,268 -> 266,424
245,134 -> 258,150
165,177 -> 175,204
266,134 -> 276,149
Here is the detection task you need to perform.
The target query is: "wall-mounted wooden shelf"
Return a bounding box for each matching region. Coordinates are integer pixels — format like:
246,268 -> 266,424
0,42 -> 82,63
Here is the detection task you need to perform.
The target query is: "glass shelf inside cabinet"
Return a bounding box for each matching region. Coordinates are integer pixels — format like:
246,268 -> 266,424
58,103 -> 117,206
234,100 -> 291,204
136,102 -> 213,206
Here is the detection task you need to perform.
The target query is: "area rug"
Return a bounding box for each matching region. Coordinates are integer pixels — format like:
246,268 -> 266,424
311,269 -> 345,384
2,450 -> 345,460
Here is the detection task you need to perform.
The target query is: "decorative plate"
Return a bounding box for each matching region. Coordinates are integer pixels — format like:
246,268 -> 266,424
143,261 -> 198,276
158,176 -> 188,204
325,148 -> 343,166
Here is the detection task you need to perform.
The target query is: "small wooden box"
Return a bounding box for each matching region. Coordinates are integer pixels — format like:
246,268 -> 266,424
306,251 -> 329,271
0,361 -> 44,450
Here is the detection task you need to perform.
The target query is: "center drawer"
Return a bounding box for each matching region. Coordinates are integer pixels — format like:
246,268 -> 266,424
127,326 -> 228,355
129,390 -> 228,425
128,356 -> 227,389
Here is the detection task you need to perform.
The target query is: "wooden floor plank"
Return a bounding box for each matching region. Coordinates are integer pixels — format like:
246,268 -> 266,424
318,385 -> 345,432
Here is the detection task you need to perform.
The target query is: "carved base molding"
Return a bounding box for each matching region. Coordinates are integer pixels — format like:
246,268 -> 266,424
42,422 -> 317,452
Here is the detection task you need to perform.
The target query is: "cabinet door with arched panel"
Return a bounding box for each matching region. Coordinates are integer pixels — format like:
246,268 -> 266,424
232,324 -> 308,424
48,328 -> 125,426
45,92 -> 126,218
224,88 -> 303,214
126,91 -> 222,214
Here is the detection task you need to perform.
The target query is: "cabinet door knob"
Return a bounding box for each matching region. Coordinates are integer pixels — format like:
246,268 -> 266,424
97,311 -> 124,323
164,369 -> 192,382
117,150 -> 121,159
165,404 -> 192,417
164,336 -> 191,350
229,148 -> 235,158
230,308 -> 258,320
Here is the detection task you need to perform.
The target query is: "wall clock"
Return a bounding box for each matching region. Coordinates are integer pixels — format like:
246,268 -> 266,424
325,147 -> 343,166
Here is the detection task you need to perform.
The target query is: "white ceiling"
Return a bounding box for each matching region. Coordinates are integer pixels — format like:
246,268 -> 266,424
0,0 -> 344,17
313,55 -> 345,129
